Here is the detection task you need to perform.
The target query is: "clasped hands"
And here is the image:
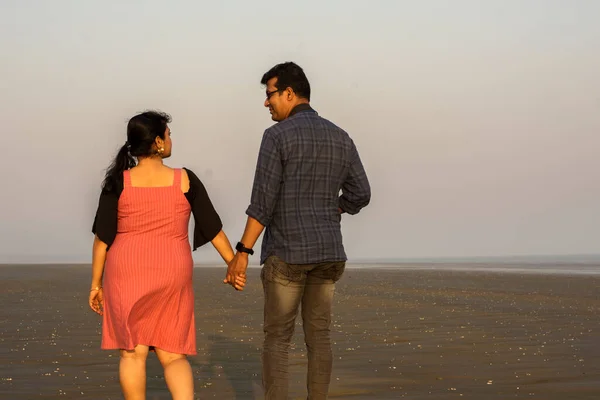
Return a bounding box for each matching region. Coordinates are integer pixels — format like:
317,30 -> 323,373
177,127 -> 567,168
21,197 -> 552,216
223,252 -> 248,291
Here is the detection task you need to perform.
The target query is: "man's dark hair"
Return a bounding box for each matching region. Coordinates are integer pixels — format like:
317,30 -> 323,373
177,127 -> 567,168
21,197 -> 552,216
261,62 -> 311,101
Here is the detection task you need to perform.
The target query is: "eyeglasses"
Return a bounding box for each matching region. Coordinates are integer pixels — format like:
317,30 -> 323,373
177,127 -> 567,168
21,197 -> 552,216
266,89 -> 283,100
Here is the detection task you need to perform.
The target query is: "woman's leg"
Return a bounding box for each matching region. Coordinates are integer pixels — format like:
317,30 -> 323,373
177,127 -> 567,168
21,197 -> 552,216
119,344 -> 149,400
155,347 -> 194,400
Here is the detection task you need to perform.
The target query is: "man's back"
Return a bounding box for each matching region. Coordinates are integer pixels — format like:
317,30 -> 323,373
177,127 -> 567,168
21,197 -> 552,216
246,105 -> 370,265
228,61 -> 372,400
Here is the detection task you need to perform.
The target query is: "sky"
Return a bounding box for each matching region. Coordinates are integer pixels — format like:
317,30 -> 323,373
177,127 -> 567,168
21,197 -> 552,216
1,0 -> 599,264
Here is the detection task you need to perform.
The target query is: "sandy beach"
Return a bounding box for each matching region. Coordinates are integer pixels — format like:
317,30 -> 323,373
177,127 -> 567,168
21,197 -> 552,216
1,264 -> 599,399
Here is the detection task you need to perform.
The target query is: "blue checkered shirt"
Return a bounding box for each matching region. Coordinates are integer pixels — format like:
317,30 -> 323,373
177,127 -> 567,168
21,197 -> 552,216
246,104 -> 371,265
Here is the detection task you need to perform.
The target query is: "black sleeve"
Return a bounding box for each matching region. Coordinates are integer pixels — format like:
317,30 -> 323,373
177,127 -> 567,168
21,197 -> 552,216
183,168 -> 223,251
91,183 -> 122,250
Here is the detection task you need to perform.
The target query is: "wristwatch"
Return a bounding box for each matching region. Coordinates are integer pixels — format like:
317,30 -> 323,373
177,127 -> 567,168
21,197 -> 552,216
236,242 -> 254,255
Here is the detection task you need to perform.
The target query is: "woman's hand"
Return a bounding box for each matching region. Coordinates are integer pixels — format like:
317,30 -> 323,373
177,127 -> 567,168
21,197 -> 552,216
90,236 -> 107,316
89,288 -> 104,316
224,252 -> 248,291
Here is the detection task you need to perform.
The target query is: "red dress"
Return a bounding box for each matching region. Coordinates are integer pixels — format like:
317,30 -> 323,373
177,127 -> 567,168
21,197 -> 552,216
101,169 -> 196,355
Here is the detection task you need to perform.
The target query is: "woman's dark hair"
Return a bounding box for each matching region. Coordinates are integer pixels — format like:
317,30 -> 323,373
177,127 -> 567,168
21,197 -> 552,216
102,110 -> 171,192
261,61 -> 311,101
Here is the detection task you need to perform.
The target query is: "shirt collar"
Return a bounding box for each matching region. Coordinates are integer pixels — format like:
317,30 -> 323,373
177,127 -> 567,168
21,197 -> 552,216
288,103 -> 316,118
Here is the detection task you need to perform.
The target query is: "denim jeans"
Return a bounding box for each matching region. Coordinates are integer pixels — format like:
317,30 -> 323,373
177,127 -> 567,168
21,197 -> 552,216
261,255 -> 346,400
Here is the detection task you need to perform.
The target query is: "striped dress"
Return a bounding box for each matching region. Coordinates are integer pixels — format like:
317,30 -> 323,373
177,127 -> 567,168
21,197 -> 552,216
101,168 -> 196,355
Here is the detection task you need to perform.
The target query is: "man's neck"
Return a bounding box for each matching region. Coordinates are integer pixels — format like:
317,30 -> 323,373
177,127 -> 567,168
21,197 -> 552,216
287,101 -> 312,118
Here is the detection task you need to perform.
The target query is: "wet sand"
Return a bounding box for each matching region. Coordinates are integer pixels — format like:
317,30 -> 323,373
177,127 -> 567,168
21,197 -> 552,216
1,264 -> 599,399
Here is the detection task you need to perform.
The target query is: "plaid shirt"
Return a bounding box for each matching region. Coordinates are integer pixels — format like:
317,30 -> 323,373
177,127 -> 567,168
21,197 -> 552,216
246,104 -> 371,265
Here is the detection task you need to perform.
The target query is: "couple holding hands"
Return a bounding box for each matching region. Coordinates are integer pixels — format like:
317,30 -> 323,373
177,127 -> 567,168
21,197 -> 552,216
89,62 -> 370,400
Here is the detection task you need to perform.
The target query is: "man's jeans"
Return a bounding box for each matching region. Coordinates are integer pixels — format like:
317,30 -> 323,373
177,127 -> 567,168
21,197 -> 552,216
261,255 -> 345,400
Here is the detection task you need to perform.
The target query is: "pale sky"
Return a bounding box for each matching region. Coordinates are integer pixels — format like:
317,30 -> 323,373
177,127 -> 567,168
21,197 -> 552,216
1,0 -> 599,263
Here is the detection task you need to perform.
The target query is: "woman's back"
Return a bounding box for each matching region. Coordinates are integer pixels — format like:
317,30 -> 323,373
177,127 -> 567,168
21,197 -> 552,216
111,167 -> 192,259
102,166 -> 197,354
127,165 -> 189,190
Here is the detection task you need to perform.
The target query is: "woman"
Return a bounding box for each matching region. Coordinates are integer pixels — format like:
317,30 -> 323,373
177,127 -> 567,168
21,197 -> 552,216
88,110 -> 245,400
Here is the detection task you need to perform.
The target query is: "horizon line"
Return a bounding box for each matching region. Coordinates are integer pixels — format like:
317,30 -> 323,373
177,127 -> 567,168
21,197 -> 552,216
2,253 -> 600,267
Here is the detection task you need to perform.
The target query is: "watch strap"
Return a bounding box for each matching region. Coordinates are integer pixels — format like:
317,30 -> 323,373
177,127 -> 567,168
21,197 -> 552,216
236,241 -> 254,255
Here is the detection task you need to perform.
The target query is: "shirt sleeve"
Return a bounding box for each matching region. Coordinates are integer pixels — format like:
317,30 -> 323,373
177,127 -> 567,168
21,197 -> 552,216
338,140 -> 371,215
183,168 -> 223,251
245,129 -> 283,226
91,187 -> 121,249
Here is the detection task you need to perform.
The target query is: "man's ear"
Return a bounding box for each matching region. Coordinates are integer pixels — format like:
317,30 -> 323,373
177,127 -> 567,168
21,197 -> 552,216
285,87 -> 295,100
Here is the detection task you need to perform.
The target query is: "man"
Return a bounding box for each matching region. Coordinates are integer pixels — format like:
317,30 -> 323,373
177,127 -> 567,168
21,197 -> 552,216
226,61 -> 371,399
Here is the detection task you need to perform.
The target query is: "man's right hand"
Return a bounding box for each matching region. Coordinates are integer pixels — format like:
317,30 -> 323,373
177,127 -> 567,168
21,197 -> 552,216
224,252 -> 248,291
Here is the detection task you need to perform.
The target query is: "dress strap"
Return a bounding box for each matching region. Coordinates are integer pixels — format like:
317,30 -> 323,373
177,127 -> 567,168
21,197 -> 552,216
173,168 -> 182,187
123,170 -> 132,187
